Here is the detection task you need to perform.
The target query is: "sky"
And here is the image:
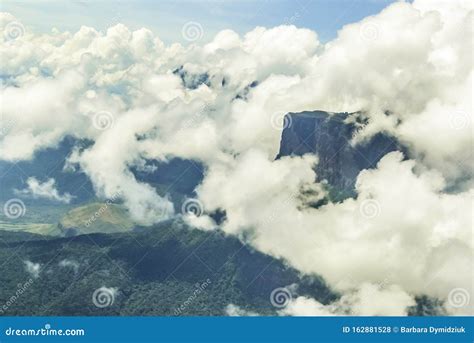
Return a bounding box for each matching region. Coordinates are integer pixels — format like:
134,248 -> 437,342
1,0 -> 398,43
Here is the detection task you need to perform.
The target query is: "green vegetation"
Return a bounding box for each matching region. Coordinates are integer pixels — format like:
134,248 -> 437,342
0,199 -> 443,316
59,202 -> 134,235
0,221 -> 60,236
0,220 -> 334,316
0,201 -> 135,237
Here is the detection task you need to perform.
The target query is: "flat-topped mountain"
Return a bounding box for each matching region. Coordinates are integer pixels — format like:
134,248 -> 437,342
277,111 -> 402,199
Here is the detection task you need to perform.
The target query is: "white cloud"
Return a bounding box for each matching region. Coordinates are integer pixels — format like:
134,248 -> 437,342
225,304 -> 259,317
58,259 -> 80,273
280,284 -> 415,316
1,0 -> 472,315
24,260 -> 41,278
346,284 -> 416,316
278,296 -> 336,316
200,151 -> 472,315
16,177 -> 74,203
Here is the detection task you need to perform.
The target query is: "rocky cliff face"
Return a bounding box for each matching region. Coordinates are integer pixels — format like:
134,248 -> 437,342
277,111 -> 402,199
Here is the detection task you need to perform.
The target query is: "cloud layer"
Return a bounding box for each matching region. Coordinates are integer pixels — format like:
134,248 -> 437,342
15,177 -> 74,203
1,0 -> 472,315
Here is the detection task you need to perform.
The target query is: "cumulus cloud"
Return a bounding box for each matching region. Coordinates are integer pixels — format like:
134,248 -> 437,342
280,284 -> 415,316
204,152 -> 472,315
225,304 -> 260,317
58,259 -> 80,273
24,260 -> 41,278
196,150 -> 323,236
15,177 -> 74,203
0,70 -> 86,161
278,296 -> 336,317
1,0 -> 472,315
229,284 -> 415,317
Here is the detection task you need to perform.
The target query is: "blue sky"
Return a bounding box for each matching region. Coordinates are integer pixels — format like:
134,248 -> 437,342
2,0 -> 398,43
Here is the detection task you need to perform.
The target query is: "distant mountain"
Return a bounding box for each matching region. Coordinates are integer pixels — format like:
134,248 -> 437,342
0,221 -> 334,316
0,136 -> 204,204
173,66 -> 210,90
277,111 -> 404,200
58,202 -> 135,236
130,157 -> 204,210
0,137 -> 204,236
0,136 -> 95,203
